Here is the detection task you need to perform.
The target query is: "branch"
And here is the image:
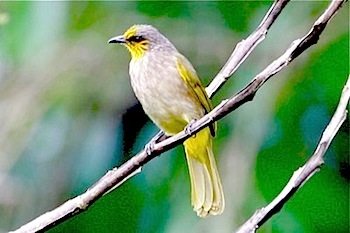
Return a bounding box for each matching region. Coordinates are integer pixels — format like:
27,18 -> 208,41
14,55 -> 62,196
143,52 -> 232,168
11,0 -> 346,232
235,75 -> 350,233
206,0 -> 290,97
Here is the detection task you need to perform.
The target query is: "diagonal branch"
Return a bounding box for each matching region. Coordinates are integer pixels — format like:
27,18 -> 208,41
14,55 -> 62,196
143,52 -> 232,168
10,0 -> 346,232
235,75 -> 350,233
206,0 -> 290,97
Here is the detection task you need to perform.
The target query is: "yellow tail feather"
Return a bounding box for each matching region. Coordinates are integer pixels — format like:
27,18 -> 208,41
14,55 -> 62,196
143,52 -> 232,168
183,128 -> 225,217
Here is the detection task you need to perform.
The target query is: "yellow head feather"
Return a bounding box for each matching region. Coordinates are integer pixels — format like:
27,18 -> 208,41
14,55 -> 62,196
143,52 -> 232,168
123,25 -> 149,59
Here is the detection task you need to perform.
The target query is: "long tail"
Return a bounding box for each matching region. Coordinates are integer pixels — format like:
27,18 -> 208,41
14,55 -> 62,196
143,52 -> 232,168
183,127 -> 224,217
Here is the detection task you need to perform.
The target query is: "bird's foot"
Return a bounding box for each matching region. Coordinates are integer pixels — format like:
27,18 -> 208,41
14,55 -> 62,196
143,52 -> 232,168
144,131 -> 164,155
185,119 -> 197,137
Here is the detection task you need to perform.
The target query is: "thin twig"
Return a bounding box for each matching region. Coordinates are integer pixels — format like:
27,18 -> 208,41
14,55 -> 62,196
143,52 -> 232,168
206,0 -> 290,97
235,75 -> 350,233
11,0 -> 346,232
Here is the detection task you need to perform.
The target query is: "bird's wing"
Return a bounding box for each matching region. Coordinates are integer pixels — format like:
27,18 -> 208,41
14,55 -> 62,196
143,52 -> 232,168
176,54 -> 216,137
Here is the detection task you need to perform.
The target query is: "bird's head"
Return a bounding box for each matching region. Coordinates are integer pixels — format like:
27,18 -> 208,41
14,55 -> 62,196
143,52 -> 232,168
108,24 -> 175,59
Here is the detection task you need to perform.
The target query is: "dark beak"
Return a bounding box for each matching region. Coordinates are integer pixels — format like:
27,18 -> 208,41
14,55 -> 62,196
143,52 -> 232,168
108,35 -> 126,44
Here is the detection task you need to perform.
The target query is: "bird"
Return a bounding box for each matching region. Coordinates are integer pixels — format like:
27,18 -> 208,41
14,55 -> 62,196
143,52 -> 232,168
108,24 -> 224,217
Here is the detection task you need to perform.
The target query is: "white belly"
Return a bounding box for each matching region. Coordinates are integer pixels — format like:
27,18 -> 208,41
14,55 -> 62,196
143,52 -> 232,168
129,53 -> 204,135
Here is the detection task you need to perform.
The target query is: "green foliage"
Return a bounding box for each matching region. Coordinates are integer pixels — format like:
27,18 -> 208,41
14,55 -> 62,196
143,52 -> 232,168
256,26 -> 349,233
136,1 -> 188,18
218,1 -> 272,33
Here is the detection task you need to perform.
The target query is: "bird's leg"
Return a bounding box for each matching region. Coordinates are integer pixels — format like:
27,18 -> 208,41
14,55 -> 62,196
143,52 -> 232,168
185,119 -> 197,137
145,130 -> 165,155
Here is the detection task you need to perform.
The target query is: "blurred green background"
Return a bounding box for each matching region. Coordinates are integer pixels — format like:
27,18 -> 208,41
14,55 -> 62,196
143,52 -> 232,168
0,1 -> 348,233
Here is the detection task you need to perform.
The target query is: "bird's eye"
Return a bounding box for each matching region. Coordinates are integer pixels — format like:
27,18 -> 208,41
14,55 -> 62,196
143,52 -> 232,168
129,35 -> 144,42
